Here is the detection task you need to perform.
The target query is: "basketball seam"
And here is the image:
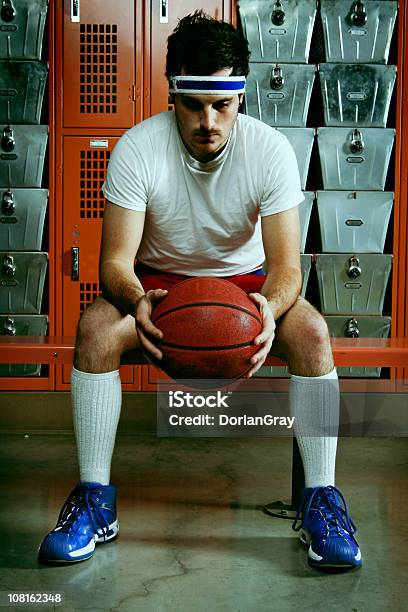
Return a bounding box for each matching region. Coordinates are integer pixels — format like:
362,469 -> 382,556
152,302 -> 262,325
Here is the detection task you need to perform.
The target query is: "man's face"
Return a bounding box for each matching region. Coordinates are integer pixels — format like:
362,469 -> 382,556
173,68 -> 243,163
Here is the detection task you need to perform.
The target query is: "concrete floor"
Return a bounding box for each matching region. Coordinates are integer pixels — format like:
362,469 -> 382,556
0,434 -> 407,612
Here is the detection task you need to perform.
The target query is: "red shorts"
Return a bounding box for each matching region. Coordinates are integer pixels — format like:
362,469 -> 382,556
135,263 -> 266,294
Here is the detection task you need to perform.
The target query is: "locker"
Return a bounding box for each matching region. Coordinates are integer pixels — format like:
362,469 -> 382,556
62,0 -> 135,128
320,0 -> 397,64
325,315 -> 391,377
319,63 -> 396,128
315,253 -> 392,315
298,192 -> 314,253
276,128 -> 315,190
0,60 -> 48,124
0,314 -> 48,376
0,0 -> 48,60
0,250 -> 47,313
317,191 -> 393,253
0,188 -> 48,250
317,127 -> 395,190
245,63 -> 316,127
0,124 -> 48,187
239,0 -> 317,63
61,136 -> 133,385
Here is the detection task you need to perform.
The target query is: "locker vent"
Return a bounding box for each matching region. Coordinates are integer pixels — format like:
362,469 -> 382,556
79,23 -> 118,115
80,282 -> 100,313
80,149 -> 110,219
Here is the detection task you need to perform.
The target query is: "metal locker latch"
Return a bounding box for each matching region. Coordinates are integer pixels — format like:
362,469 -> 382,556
348,0 -> 367,27
347,256 -> 362,279
3,317 -> 16,336
2,254 -> 16,278
1,190 -> 15,215
1,0 -> 16,22
1,126 -> 15,153
271,1 -> 285,26
270,65 -> 284,90
349,128 -> 364,154
345,318 -> 360,338
71,247 -> 79,281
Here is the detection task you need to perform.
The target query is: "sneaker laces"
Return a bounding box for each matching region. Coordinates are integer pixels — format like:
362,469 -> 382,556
55,483 -> 111,542
292,485 -> 357,537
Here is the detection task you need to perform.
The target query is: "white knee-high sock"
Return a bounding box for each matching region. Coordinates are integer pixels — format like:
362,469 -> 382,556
289,368 -> 339,488
71,367 -> 122,486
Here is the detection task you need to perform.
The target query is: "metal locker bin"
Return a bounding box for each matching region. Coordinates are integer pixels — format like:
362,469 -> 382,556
315,253 -> 392,315
256,254 -> 312,377
0,251 -> 47,313
319,64 -> 396,127
239,0 -> 317,63
317,127 -> 395,190
276,128 -> 315,189
325,315 -> 391,377
0,314 -> 47,376
317,191 -> 393,253
299,192 -> 314,253
245,63 -> 316,127
0,188 -> 48,250
320,1 -> 398,64
0,61 -> 48,124
0,0 -> 48,60
0,125 -> 48,187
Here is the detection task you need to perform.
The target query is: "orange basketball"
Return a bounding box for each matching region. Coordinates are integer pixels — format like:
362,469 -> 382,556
151,277 -> 262,380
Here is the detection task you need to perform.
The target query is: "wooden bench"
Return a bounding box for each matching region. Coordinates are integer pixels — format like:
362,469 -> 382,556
1,335 -> 408,519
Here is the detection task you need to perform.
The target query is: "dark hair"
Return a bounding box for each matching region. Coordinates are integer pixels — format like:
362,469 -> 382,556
166,10 -> 250,81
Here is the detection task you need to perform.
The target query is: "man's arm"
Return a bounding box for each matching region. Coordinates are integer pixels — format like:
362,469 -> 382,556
260,206 -> 302,319
245,205 -> 302,377
99,199 -> 146,316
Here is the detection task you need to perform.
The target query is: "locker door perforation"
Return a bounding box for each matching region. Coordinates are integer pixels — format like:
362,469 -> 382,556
79,149 -> 110,219
80,282 -> 100,313
79,23 -> 118,115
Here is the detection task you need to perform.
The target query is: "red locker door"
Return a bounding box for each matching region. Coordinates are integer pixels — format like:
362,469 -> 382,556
63,0 -> 135,128
146,0 -> 227,118
62,136 -> 134,386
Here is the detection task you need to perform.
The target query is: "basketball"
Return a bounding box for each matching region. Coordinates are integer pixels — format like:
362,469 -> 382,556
151,277 -> 263,381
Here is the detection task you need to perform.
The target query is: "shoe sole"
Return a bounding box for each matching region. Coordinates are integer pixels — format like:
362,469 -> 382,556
39,520 -> 119,564
300,529 -> 362,569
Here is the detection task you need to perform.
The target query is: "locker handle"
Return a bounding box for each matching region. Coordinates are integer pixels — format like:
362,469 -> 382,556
1,0 -> 16,23
3,317 -> 16,336
160,0 -> 168,24
71,247 -> 79,281
71,0 -> 79,23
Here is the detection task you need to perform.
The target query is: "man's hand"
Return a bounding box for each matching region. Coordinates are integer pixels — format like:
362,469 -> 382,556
135,289 -> 168,363
244,293 -> 276,378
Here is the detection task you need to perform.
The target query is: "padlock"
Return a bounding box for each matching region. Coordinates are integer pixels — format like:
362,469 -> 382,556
1,0 -> 16,23
348,0 -> 367,27
345,318 -> 360,338
2,254 -> 16,278
3,317 -> 16,336
1,190 -> 15,216
271,0 -> 285,26
347,255 -> 362,279
349,128 -> 364,154
270,65 -> 284,90
1,126 -> 15,153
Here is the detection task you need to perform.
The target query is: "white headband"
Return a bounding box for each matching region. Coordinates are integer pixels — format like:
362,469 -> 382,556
169,75 -> 246,95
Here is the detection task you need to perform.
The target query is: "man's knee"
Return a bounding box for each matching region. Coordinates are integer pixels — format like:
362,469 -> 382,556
281,297 -> 331,356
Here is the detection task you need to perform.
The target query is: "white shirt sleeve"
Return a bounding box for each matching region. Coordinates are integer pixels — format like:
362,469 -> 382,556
259,131 -> 304,217
101,132 -> 149,211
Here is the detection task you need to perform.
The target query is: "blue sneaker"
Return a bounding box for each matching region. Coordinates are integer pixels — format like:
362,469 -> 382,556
38,482 -> 119,563
292,485 -> 362,569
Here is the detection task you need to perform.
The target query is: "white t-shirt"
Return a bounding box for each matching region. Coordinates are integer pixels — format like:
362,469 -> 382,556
102,111 -> 303,276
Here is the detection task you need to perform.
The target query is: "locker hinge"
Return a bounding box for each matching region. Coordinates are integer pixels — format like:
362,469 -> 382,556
132,85 -> 137,101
